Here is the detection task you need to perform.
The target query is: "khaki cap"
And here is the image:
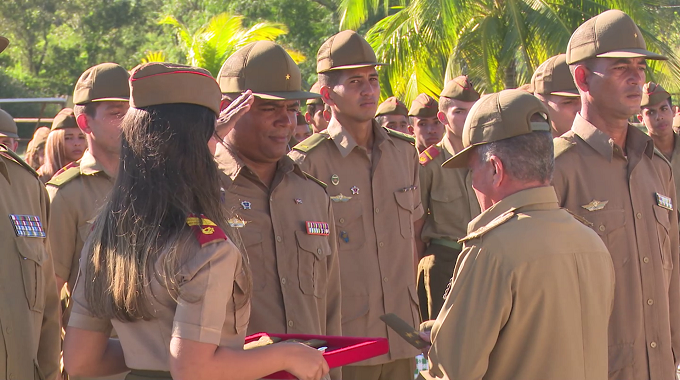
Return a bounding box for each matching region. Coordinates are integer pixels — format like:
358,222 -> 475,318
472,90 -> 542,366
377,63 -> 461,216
442,90 -> 551,168
130,62 -> 221,115
317,30 -> 384,73
408,94 -> 439,117
73,63 -> 130,105
219,41 -> 319,101
306,82 -> 324,105
566,9 -> 666,64
440,76 -> 480,102
0,36 -> 8,53
531,54 -> 579,97
376,96 -> 408,117
641,82 -> 671,108
0,109 -> 18,138
51,108 -> 78,131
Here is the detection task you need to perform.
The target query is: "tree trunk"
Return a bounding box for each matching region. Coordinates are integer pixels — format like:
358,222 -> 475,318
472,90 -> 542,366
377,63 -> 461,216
503,60 -> 517,90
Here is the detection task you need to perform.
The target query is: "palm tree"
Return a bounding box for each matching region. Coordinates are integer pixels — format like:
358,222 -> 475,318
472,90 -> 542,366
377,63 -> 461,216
159,12 -> 305,77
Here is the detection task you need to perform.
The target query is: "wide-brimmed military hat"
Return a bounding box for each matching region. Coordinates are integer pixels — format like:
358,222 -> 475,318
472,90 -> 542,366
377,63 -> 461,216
130,62 -> 221,115
306,82 -> 324,106
376,96 -> 408,117
0,109 -> 18,138
440,76 -> 480,102
51,108 -> 78,131
566,9 -> 667,65
317,30 -> 384,73
74,63 -> 130,105
219,41 -> 320,101
0,36 -> 9,54
442,90 -> 551,168
531,54 -> 579,97
641,82 -> 671,108
409,94 -> 439,118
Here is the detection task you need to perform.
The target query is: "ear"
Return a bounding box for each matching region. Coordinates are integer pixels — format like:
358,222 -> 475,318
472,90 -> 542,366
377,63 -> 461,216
490,155 -> 505,187
76,114 -> 92,134
573,65 -> 589,93
637,114 -> 643,123
304,112 -> 312,124
320,86 -> 335,106
11,139 -> 18,152
437,111 -> 448,125
408,125 -> 414,134
322,109 -> 331,122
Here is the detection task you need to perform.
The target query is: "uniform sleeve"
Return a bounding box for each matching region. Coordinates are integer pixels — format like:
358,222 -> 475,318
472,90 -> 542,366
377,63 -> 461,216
665,171 -> 680,366
419,162 -> 432,219
172,241 -> 239,345
411,148 -> 425,220
46,186 -> 78,283
428,238 -> 512,379
37,185 -> 62,380
68,247 -> 114,334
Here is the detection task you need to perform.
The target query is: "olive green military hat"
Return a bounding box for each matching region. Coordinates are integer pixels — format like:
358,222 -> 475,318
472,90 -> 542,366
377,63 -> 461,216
566,9 -> 666,65
130,62 -> 221,115
440,76 -> 480,102
531,54 -> 579,97
641,82 -> 671,108
317,30 -> 384,73
0,36 -> 9,54
0,109 -> 18,138
73,63 -> 130,105
442,90 -> 551,168
219,41 -> 320,101
51,108 -> 78,131
376,96 -> 408,117
409,94 -> 439,117
306,82 -> 324,105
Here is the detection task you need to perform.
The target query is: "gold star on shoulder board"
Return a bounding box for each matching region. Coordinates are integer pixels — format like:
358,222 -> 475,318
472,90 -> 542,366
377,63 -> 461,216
581,199 -> 608,212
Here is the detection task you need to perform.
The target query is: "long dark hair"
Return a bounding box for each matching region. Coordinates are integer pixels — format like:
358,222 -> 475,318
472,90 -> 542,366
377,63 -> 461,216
84,103 -> 244,321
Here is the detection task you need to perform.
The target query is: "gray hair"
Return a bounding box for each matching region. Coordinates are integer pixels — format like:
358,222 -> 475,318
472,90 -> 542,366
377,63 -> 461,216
476,131 -> 554,183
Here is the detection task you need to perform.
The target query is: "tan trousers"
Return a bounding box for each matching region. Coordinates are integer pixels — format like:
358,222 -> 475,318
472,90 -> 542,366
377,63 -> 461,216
416,243 -> 461,320
342,358 -> 416,380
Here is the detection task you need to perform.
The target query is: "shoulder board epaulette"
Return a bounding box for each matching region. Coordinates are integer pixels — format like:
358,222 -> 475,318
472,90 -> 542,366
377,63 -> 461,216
303,172 -> 327,189
293,132 -> 330,153
459,208 -> 517,243
53,161 -> 78,177
46,166 -> 81,187
186,214 -> 228,247
418,145 -> 440,166
384,127 -> 416,144
563,208 -> 593,228
0,145 -> 39,178
553,136 -> 576,158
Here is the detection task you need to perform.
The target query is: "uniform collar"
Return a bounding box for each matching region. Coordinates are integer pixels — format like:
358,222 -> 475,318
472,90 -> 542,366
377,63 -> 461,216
214,141 -> 304,182
326,118 -> 393,158
79,150 -> 115,178
0,155 -> 9,183
467,186 -> 558,234
571,113 -> 654,161
440,133 -> 461,160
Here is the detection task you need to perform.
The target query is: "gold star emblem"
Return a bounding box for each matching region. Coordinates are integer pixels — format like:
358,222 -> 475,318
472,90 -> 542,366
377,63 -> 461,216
581,200 -> 608,212
285,74 -> 291,80
634,33 -> 638,38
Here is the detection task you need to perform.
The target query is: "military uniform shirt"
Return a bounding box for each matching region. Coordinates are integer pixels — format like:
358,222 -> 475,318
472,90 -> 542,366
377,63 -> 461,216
666,132 -> 680,210
289,120 -> 424,365
429,186 -> 614,380
214,143 -> 342,339
0,147 -> 61,380
554,114 -> 680,380
69,236 -> 249,371
419,136 -> 480,243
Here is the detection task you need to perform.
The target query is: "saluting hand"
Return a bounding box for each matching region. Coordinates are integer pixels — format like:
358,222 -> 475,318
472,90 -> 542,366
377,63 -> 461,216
216,89 -> 255,138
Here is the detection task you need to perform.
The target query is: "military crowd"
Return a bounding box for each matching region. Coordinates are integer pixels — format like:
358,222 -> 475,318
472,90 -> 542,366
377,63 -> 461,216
1,7 -> 680,380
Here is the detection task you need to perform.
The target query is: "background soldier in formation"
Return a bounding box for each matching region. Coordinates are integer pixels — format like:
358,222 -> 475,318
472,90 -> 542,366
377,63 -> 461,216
408,94 -> 444,153
375,96 -> 411,135
530,54 -> 581,137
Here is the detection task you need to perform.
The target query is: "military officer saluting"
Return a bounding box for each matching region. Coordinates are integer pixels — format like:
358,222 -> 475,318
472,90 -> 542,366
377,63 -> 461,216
0,34 -> 62,380
554,10 -> 680,380
289,30 -> 423,380
214,41 -> 342,376
416,76 -> 481,321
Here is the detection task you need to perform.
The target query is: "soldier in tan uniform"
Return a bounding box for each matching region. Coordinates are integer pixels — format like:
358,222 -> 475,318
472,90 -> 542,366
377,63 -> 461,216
0,108 -> 19,151
295,112 -> 314,141
306,82 -> 331,134
530,54 -> 581,137
409,94 -> 443,153
426,89 -> 614,380
63,62 -> 329,380
555,10 -> 680,380
214,41 -> 342,377
375,97 -> 410,135
289,30 -> 423,380
0,34 -> 62,380
637,82 -> 680,207
416,76 -> 481,321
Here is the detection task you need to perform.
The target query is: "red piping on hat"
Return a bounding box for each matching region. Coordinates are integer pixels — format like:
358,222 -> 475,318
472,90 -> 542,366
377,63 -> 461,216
131,70 -> 214,82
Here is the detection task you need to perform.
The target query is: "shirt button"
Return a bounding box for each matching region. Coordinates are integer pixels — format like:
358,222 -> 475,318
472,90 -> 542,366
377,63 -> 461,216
379,242 -> 384,247
647,299 -> 654,305
383,277 -> 388,282
599,225 -> 606,232
643,257 -> 650,263
281,278 -> 286,285
276,236 -> 282,242
4,327 -> 10,334
317,248 -> 322,255
8,373 -> 13,380
375,208 -> 380,214
288,320 -> 294,327
651,341 -> 658,348
339,218 -> 345,224
270,197 -> 273,203
636,212 -> 642,219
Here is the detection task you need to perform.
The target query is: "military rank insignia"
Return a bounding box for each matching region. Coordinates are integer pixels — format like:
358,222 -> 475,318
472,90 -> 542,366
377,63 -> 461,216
186,214 -> 228,247
9,214 -> 46,238
306,221 -> 330,236
656,193 -> 673,211
418,145 -> 440,166
581,199 -> 608,212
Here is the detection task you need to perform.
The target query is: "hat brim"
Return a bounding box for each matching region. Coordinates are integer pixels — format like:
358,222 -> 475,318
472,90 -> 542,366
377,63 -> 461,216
253,91 -> 322,101
320,63 -> 386,73
442,143 -> 480,169
0,37 -> 8,53
306,98 -> 325,105
597,49 -> 667,60
550,90 -> 580,97
0,132 -> 19,139
90,97 -> 130,103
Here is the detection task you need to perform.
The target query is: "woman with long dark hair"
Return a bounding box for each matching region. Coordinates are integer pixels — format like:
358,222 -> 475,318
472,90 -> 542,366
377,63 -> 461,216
63,62 -> 329,380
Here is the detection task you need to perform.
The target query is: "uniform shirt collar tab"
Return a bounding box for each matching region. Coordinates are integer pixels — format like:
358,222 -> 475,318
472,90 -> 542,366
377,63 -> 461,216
327,119 -> 391,157
571,114 -> 615,160
79,150 -> 114,177
0,156 -> 9,183
626,124 -> 654,158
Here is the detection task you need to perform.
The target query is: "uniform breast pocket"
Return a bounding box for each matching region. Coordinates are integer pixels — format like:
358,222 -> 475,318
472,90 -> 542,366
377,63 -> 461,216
233,268 -> 251,335
430,186 -> 465,227
586,209 -> 626,267
334,202 -> 365,250
394,190 -> 415,239
15,238 -> 46,312
240,229 -> 266,291
295,231 -> 331,298
653,205 -> 673,270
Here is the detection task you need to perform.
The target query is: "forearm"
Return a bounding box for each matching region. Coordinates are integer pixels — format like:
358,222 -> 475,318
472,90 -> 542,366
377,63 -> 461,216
63,328 -> 128,377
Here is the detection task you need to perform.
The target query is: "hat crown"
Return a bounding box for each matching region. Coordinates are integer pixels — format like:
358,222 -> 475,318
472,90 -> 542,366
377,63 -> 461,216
375,96 -> 408,117
317,30 -> 380,73
641,81 -> 671,107
51,108 -> 78,131
440,75 -> 480,102
409,93 -> 439,117
0,108 -> 18,138
531,54 -> 578,96
73,63 -> 130,105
